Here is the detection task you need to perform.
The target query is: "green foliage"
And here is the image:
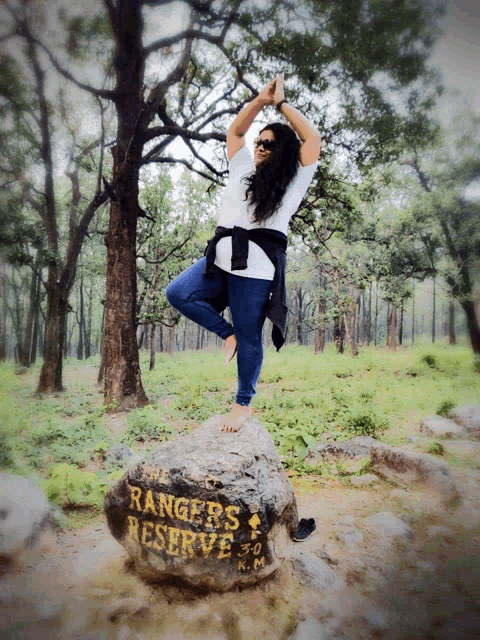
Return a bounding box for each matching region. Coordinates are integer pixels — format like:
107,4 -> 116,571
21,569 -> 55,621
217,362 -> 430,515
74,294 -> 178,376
421,354 -> 437,368
427,441 -> 444,456
474,356 -> 480,374
436,400 -> 455,417
41,464 -> 123,508
125,405 -> 175,443
343,409 -> 388,438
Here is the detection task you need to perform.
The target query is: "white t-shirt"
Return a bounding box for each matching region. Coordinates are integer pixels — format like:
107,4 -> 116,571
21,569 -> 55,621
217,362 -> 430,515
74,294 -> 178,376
214,145 -> 317,280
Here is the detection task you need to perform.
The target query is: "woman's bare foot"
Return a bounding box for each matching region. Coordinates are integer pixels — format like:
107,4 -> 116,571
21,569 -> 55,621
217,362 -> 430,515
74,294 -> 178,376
220,404 -> 253,432
224,334 -> 237,365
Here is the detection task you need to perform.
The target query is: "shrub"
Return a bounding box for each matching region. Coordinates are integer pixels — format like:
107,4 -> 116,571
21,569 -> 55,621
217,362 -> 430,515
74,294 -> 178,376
421,354 -> 437,368
474,355 -> 480,374
436,400 -> 455,417
41,463 -> 122,508
126,405 -> 175,442
0,431 -> 14,468
343,409 -> 388,438
427,441 -> 444,456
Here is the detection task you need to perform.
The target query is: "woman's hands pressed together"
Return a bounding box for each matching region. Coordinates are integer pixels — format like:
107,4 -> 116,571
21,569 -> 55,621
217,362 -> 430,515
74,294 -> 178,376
257,74 -> 285,108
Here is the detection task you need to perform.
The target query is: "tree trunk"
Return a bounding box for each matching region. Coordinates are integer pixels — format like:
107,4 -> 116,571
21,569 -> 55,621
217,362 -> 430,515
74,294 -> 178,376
399,306 -> 404,346
149,323 -> 156,371
356,293 -> 362,345
77,274 -> 84,360
448,299 -> 456,345
343,291 -> 359,357
315,268 -> 327,355
85,284 -> 92,359
343,308 -> 357,357
0,254 -> 5,361
37,285 -> 68,393
315,295 -> 327,355
167,323 -> 176,355
196,323 -> 202,350
374,284 -> 379,346
461,299 -> 480,355
412,278 -> 415,345
387,303 -> 397,352
432,277 -> 436,344
296,288 -> 304,345
104,190 -> 148,409
31,273 -> 41,364
103,2 -> 149,410
365,282 -> 372,346
20,259 -> 40,367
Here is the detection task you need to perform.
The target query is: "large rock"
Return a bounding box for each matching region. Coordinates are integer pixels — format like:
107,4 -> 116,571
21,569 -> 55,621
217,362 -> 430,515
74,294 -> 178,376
315,437 -> 459,504
447,404 -> 480,439
419,416 -> 468,439
369,443 -> 459,504
0,472 -> 55,571
104,416 -> 298,592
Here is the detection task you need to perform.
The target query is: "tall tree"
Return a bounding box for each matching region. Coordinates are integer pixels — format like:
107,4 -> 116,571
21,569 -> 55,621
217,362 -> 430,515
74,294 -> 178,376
0,3 -> 109,391
404,113 -> 480,354
2,0 -> 444,405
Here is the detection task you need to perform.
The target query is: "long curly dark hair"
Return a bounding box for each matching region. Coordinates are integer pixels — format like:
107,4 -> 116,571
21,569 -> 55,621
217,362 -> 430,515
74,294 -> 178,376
244,122 -> 301,224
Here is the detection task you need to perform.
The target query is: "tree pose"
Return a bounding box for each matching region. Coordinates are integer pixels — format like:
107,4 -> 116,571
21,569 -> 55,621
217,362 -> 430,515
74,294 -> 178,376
166,75 -> 321,432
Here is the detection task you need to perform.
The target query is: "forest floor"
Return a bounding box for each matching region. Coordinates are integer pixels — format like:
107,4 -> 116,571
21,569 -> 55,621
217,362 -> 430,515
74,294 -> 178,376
2,345 -> 480,638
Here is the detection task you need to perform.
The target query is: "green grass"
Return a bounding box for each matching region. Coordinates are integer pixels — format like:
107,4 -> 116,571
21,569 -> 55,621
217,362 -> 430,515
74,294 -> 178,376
0,343 -> 478,523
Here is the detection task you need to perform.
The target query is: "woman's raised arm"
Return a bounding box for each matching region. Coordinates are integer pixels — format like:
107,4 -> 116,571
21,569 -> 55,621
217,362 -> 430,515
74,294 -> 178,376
273,74 -> 322,166
226,78 -> 277,160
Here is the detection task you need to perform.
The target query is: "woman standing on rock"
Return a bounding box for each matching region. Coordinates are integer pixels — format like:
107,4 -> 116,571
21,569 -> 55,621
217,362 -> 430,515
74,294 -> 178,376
166,74 -> 321,432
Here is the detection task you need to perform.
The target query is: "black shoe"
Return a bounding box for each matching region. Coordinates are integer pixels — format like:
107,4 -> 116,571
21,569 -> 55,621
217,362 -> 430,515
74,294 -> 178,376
294,518 -> 316,542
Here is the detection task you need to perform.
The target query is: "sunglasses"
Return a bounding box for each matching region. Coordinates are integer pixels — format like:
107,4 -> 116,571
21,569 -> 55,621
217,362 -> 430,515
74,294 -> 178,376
253,137 -> 277,151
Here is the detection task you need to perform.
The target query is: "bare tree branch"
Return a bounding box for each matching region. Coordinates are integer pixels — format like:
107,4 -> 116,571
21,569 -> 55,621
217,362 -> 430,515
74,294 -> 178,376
32,37 -> 117,102
144,156 -> 226,184
143,123 -> 225,144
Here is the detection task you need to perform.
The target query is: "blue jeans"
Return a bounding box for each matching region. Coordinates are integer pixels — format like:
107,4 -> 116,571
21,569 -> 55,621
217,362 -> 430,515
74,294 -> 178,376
166,258 -> 271,406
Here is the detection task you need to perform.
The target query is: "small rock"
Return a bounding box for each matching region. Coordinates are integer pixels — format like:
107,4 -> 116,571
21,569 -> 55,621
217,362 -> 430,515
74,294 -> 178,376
443,441 -> 477,456
417,560 -> 436,572
14,366 -> 29,375
105,444 -> 141,468
334,516 -> 364,548
290,615 -> 327,640
427,526 -> 454,543
363,608 -> 390,630
364,512 -> 414,540
0,472 -> 54,568
399,513 -> 420,526
318,543 -> 341,565
350,474 -> 379,487
390,489 -> 408,499
89,588 -> 112,597
419,415 -> 468,439
291,551 -> 344,592
304,449 -> 321,466
339,529 -> 364,548
103,598 -> 150,622
116,625 -> 134,640
447,404 -> 480,433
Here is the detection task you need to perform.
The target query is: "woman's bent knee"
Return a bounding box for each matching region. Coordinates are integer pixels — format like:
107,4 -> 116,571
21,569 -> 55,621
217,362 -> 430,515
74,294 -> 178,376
165,282 -> 183,310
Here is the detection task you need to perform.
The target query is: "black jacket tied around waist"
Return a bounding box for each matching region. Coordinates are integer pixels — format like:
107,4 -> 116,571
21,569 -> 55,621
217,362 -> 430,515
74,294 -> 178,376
204,225 -> 288,351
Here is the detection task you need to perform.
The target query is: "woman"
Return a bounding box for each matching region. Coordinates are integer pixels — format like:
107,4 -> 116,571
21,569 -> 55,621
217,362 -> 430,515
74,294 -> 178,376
166,75 -> 321,432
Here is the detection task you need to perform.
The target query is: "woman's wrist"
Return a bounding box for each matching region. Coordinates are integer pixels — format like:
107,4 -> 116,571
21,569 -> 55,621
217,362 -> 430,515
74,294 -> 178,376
276,98 -> 288,111
255,94 -> 271,108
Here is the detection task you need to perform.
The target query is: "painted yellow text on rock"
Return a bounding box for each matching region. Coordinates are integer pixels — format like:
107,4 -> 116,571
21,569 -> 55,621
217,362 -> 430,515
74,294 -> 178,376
125,483 -> 268,571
